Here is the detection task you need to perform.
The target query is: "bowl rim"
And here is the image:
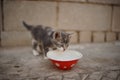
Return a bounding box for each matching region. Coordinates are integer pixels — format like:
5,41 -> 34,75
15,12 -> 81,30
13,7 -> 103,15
47,50 -> 83,61
49,58 -> 79,62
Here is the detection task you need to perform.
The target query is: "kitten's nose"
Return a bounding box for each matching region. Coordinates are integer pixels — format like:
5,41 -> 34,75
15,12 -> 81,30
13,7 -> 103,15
63,48 -> 65,51
63,46 -> 66,51
62,45 -> 67,51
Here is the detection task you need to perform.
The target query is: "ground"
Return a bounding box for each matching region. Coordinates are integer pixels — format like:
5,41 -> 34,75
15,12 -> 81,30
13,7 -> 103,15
0,42 -> 120,80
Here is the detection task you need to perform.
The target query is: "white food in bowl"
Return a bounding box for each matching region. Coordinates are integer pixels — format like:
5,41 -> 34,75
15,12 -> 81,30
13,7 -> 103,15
47,50 -> 83,61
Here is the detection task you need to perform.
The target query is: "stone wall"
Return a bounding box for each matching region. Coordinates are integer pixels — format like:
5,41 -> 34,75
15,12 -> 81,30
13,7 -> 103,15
0,0 -> 120,47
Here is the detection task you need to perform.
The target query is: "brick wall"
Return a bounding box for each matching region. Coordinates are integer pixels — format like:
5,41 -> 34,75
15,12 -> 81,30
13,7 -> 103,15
0,0 -> 120,47
0,0 -> 2,46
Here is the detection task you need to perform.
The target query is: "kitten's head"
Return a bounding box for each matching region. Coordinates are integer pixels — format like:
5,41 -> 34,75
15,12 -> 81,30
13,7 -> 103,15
52,31 -> 72,51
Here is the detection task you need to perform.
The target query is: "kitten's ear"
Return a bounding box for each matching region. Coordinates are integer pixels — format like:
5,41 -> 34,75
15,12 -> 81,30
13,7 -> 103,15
53,31 -> 61,40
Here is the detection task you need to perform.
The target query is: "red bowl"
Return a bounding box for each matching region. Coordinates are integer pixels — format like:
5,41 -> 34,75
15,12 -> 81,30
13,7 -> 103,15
50,59 -> 79,70
47,50 -> 83,70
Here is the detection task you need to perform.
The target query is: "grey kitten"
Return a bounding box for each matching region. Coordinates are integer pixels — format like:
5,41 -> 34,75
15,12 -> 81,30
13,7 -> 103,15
22,21 -> 71,58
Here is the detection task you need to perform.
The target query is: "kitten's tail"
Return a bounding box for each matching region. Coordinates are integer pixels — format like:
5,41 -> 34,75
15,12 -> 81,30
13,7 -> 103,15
22,21 -> 33,31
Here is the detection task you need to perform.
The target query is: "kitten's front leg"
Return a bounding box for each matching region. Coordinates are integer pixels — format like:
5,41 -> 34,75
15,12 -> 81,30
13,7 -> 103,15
33,49 -> 39,56
32,40 -> 39,56
42,48 -> 49,59
44,48 -> 49,59
39,43 -> 48,59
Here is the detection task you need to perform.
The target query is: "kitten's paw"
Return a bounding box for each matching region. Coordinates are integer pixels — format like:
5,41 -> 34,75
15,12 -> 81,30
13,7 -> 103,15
33,50 -> 39,56
44,57 -> 48,59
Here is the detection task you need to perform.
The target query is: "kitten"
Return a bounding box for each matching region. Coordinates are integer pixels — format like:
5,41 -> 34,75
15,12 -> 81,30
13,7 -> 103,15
22,21 -> 71,58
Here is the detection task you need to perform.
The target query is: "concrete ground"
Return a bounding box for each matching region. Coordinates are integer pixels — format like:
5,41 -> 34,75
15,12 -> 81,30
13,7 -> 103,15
0,42 -> 120,80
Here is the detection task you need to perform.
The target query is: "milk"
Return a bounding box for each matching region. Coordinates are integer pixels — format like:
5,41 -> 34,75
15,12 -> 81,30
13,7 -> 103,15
47,50 -> 83,61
